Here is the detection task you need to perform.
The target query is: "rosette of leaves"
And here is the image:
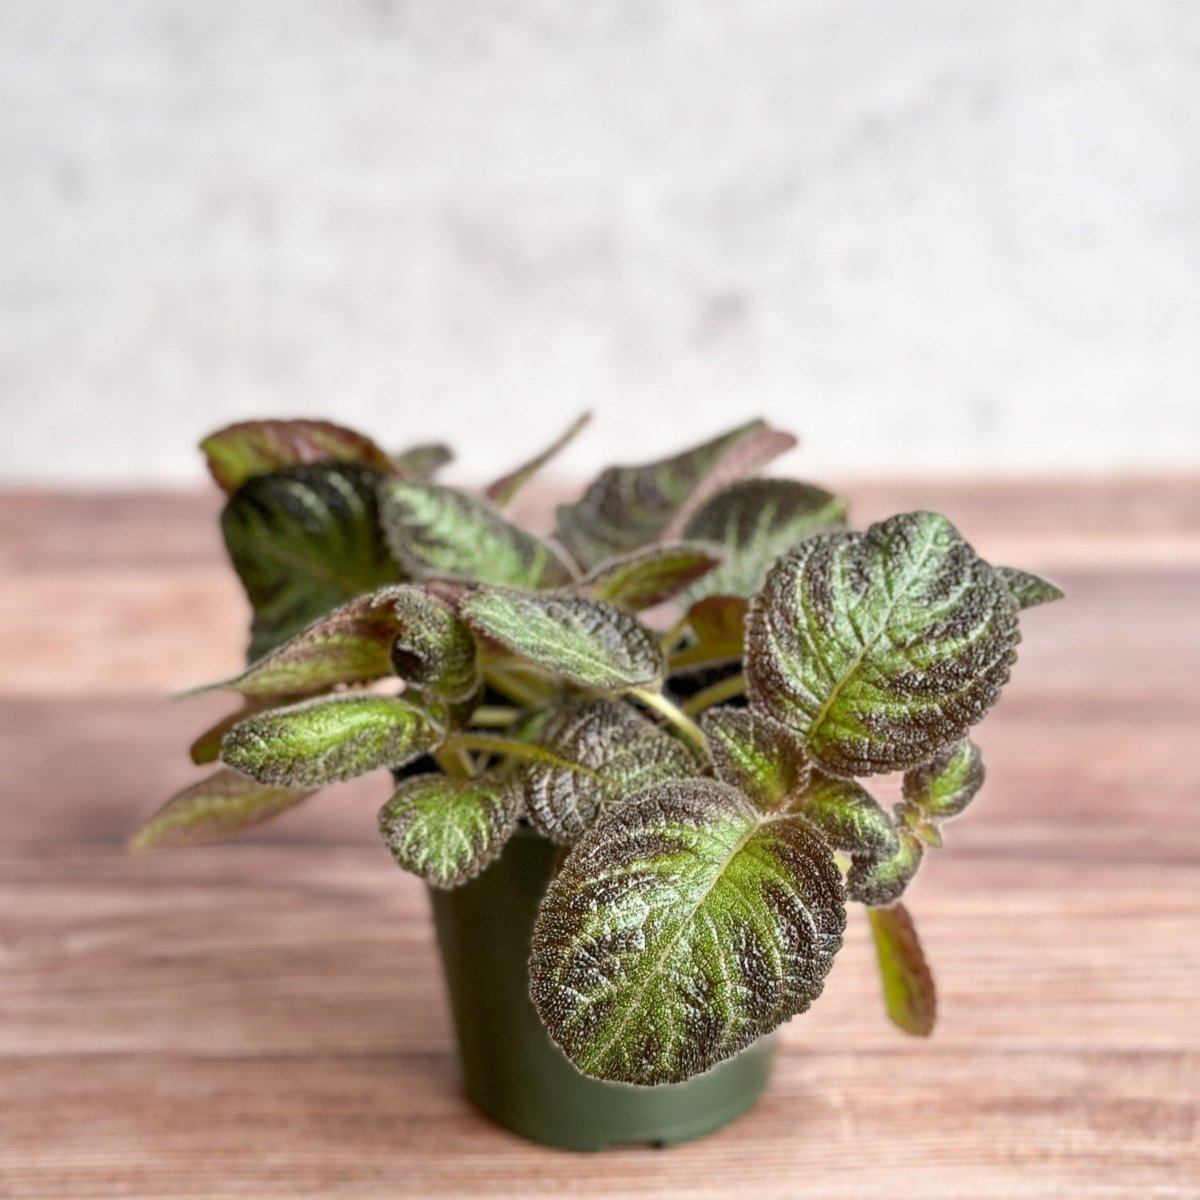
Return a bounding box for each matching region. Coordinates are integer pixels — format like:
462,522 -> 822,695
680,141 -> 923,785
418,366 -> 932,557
133,415 -> 1062,1088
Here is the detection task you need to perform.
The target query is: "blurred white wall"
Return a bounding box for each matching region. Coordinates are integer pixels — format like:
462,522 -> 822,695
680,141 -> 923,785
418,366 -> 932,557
2,1 -> 1198,486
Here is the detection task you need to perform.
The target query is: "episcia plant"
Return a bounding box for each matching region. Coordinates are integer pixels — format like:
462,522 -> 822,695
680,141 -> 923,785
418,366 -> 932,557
133,414 -> 1062,1087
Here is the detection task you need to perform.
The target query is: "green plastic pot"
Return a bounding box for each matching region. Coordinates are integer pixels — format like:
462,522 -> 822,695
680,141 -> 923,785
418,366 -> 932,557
427,825 -> 775,1152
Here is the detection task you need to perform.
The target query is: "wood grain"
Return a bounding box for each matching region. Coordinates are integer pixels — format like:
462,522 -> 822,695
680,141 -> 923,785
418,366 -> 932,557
1,480 -> 1198,1198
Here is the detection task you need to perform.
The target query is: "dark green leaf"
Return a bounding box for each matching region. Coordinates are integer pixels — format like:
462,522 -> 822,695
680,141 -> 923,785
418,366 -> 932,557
700,708 -> 809,810
683,478 -> 848,601
903,738 -> 985,821
391,442 -> 453,480
130,769 -> 313,849
530,779 -> 846,1085
846,827 -> 924,907
555,419 -> 796,569
459,588 -> 663,691
221,463 -> 404,662
794,774 -> 898,859
868,902 -> 937,1036
996,566 -> 1065,610
221,694 -> 441,787
517,699 -> 698,843
485,412 -> 591,507
670,595 -> 748,671
379,774 -> 521,888
746,511 -> 1020,777
388,586 -> 481,704
581,544 -> 722,611
379,481 -> 574,589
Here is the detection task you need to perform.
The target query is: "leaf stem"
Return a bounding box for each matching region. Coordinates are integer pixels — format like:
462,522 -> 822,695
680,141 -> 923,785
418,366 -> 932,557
446,731 -> 571,769
467,705 -> 521,728
434,746 -> 475,779
484,667 -> 552,708
681,672 -> 747,716
628,687 -> 710,759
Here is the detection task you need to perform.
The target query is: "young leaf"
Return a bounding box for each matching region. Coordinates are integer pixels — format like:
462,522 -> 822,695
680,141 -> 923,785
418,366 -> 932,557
903,738 -> 985,821
670,595 -> 748,671
700,708 -> 810,810
391,442 -> 453,480
388,587 -> 480,703
516,699 -> 698,843
189,703 -> 273,765
201,419 -> 394,493
379,774 -> 521,888
683,478 -> 848,601
581,544 -> 722,611
554,419 -> 796,569
130,769 -> 313,850
746,512 -> 1020,777
459,588 -> 663,692
378,481 -> 574,589
221,464 -> 404,661
529,779 -> 846,1085
868,903 -> 937,1036
846,827 -> 925,907
485,412 -> 591,507
996,566 -> 1065,610
794,774 -> 899,860
221,694 -> 441,787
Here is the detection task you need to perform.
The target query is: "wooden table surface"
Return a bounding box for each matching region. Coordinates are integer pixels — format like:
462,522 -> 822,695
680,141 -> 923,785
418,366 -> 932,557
2,479 -> 1198,1199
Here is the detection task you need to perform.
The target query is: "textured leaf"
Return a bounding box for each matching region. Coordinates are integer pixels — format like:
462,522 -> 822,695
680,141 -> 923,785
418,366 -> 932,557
221,694 -> 440,787
391,442 -> 453,480
683,478 -> 848,601
670,596 -> 748,671
794,774 -> 899,859
221,463 -> 404,662
581,544 -> 722,611
868,902 -> 937,1036
130,769 -> 313,849
201,419 -> 394,493
189,703 -> 272,765
700,708 -> 809,810
485,412 -> 591,507
996,566 -> 1065,610
530,779 -> 846,1085
846,827 -> 925,907
746,511 -> 1020,777
517,699 -> 698,843
379,481 -> 574,589
903,738 -> 985,821
379,774 -> 521,888
555,419 -> 796,569
387,587 -> 481,703
459,588 -> 663,692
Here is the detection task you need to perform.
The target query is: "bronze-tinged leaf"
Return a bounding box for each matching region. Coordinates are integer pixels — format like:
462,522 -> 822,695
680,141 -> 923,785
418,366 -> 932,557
581,544 -> 722,611
902,738 -> 985,821
794,774 -> 899,860
670,595 -> 748,671
868,902 -> 937,1036
996,566 -> 1065,610
846,827 -> 925,907
700,707 -> 810,810
746,511 -> 1020,777
554,419 -> 796,570
485,412 -> 592,507
130,769 -> 313,850
201,419 -> 394,493
391,442 -> 453,480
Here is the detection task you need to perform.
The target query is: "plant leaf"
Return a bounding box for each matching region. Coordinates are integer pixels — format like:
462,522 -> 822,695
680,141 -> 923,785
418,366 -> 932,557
846,827 -> 924,907
378,481 -> 574,589
682,478 -> 848,601
746,511 -> 1020,777
485,412 -> 591,507
201,419 -> 394,493
221,694 -> 441,787
221,463 -> 404,662
794,774 -> 899,859
189,702 -> 275,765
130,769 -> 313,850
581,544 -> 722,611
459,588 -> 663,692
554,419 -> 796,569
700,708 -> 810,810
516,699 -> 698,843
903,738 -> 984,821
996,566 -> 1065,610
868,902 -> 937,1036
379,774 -> 521,888
391,442 -> 453,480
387,587 -> 481,703
670,595 -> 748,671
529,778 -> 846,1085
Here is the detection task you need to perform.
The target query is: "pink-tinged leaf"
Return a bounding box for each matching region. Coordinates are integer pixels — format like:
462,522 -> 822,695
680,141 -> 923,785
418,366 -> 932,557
868,902 -> 937,1036
581,544 -> 721,611
201,419 -> 394,492
485,412 -> 591,507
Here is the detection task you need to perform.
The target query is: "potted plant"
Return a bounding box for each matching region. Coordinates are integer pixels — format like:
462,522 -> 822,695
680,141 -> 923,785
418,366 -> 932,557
132,414 -> 1062,1151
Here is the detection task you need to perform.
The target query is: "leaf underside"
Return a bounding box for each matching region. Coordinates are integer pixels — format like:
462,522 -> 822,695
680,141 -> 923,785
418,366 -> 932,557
868,902 -> 937,1036
671,595 -> 748,671
485,412 -> 591,507
582,543 -> 722,611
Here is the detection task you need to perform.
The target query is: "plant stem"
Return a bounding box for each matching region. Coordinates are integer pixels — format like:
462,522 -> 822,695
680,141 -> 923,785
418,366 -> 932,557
467,705 -> 520,728
484,667 -> 553,709
434,746 -> 475,779
628,687 -> 710,759
681,671 -> 747,716
446,731 -> 570,769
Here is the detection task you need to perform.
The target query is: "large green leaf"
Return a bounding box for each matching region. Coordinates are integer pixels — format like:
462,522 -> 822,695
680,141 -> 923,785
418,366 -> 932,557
996,566 -> 1065,610
700,708 -> 809,810
746,511 -> 1020,777
516,699 -> 698,843
902,738 -> 984,822
580,544 -> 721,611
868,902 -> 937,1036
221,694 -> 440,787
379,774 -> 521,888
682,478 -> 847,601
379,481 -> 574,589
529,779 -> 846,1085
130,769 -> 313,849
221,463 -> 404,662
459,588 -> 663,692
554,419 -> 796,570
485,412 -> 591,507
201,419 -> 394,493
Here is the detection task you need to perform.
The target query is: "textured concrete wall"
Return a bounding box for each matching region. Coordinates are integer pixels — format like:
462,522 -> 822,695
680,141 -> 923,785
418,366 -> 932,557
3,1 -> 1198,485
